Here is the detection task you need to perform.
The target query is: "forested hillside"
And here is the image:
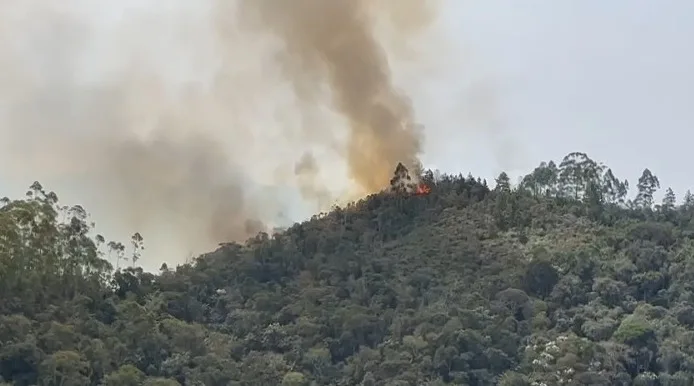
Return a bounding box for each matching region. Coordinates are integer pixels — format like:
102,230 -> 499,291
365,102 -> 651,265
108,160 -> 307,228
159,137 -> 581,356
3,151 -> 694,385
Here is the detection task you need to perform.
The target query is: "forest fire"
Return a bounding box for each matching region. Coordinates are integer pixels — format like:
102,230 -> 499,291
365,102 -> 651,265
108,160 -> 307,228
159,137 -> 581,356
389,162 -> 431,196
415,183 -> 431,195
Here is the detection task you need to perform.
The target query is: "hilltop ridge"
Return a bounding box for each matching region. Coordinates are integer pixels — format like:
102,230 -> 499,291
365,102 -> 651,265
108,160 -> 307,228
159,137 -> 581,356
2,152 -> 694,385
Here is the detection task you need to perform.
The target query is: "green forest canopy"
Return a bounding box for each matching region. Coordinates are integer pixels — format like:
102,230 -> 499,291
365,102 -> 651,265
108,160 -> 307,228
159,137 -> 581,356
2,151 -> 694,385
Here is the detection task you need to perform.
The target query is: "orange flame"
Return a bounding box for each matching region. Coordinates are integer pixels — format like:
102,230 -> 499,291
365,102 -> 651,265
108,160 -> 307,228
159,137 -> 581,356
415,183 -> 431,195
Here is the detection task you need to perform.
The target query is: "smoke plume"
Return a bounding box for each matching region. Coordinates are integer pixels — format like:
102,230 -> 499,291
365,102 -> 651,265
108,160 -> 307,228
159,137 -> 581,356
0,0 -> 440,264
234,0 -> 432,193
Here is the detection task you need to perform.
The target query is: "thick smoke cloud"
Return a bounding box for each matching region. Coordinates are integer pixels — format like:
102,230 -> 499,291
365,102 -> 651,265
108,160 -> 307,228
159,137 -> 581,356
234,0 -> 435,193
0,0 -> 442,265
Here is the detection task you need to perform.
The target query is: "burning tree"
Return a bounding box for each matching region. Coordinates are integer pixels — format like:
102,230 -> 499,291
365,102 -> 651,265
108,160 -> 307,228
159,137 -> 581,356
389,162 -> 430,195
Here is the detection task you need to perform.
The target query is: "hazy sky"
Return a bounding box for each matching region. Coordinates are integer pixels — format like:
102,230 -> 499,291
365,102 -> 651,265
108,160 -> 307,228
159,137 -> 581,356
441,0 -> 693,194
1,0 -> 692,270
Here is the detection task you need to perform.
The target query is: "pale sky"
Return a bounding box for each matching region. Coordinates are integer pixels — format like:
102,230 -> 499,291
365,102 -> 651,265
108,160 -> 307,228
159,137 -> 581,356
1,1 -> 692,270
438,0 -> 693,194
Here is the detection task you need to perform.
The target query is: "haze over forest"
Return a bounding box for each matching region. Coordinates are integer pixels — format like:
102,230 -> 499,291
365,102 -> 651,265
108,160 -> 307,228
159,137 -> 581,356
4,2 -> 694,384
1,0 -> 692,270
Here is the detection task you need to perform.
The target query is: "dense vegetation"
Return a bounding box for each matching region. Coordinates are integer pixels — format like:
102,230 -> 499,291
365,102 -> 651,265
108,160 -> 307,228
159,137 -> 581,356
3,151 -> 694,385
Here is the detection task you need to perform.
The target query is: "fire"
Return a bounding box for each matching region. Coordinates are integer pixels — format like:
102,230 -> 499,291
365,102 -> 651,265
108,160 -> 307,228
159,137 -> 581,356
389,162 -> 431,196
415,183 -> 431,195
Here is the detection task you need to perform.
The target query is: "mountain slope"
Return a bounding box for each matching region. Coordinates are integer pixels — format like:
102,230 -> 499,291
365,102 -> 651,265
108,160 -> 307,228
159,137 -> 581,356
2,152 -> 694,385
